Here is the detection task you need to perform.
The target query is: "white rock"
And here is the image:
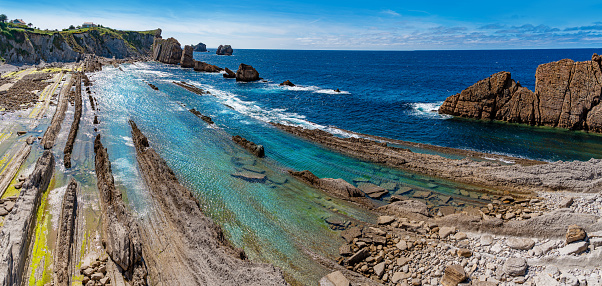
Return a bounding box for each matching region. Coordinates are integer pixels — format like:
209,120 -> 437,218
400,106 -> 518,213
480,234 -> 494,246
396,240 -> 408,251
533,240 -> 559,256
557,241 -> 589,255
506,237 -> 535,250
533,272 -> 560,286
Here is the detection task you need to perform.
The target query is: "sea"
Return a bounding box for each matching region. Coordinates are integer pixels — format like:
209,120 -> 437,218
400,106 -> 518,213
88,48 -> 601,284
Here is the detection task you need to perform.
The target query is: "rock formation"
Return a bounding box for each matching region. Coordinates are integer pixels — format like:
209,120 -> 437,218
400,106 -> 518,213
216,45 -> 233,56
280,80 -> 295,87
0,27 -> 158,64
223,68 -> 236,79
173,81 -> 209,95
439,54 -> 602,132
193,42 -> 207,52
93,135 -> 148,284
128,120 -> 287,285
180,45 -> 195,68
232,135 -> 265,157
193,61 -> 222,73
0,151 -> 55,285
235,63 -> 260,82
54,178 -> 78,286
64,73 -> 82,168
152,37 -> 182,65
41,75 -> 74,149
189,108 -> 214,124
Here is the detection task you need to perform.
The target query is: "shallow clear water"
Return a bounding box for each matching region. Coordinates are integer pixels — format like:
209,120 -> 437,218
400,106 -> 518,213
90,62 -> 501,284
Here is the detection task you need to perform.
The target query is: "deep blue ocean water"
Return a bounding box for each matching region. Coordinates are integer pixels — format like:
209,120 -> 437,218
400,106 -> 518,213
88,48 -> 602,284
194,48 -> 602,162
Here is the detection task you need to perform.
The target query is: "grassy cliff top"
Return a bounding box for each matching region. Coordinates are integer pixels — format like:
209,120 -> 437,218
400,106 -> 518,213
0,22 -> 159,38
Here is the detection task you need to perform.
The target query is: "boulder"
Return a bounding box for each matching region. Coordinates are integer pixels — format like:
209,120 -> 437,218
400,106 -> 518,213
507,237 -> 535,250
566,224 -> 586,243
457,248 -> 472,257
557,241 -> 589,255
152,37 -> 182,64
193,42 -> 207,52
279,80 -> 295,87
223,68 -> 236,79
503,257 -> 527,276
180,45 -> 194,68
235,63 -> 260,82
374,262 -> 386,278
320,271 -> 349,286
216,45 -> 233,55
441,264 -> 467,286
377,215 -> 395,225
347,248 -> 369,265
194,61 -> 222,73
340,226 -> 361,243
439,226 -> 456,238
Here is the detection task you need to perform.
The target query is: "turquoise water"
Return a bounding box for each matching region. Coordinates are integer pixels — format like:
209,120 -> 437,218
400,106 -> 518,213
90,63 -> 498,284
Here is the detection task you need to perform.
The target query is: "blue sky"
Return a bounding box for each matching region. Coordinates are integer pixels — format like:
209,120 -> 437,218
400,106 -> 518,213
3,0 -> 602,50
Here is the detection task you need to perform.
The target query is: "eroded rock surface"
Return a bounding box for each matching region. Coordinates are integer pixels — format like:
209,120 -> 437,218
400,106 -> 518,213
439,55 -> 602,132
54,178 -> 78,286
232,135 -> 265,157
129,120 -> 287,285
64,73 -> 82,168
152,37 -> 182,65
180,45 -> 195,68
216,45 -> 233,55
235,63 -> 260,82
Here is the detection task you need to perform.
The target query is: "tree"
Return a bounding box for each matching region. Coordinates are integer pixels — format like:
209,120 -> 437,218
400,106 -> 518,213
69,25 -> 75,30
0,14 -> 7,23
27,23 -> 32,27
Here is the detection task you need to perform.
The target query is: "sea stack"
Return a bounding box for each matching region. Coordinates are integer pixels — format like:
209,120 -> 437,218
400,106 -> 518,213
235,63 -> 260,82
439,54 -> 602,133
180,45 -> 195,68
216,45 -> 233,56
152,37 -> 183,64
193,42 -> 207,52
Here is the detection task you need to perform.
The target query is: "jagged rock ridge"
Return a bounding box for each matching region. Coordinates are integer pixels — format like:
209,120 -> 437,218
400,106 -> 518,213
439,54 -> 602,132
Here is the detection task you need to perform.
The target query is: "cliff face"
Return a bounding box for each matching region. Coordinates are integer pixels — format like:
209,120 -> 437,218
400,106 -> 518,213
439,54 -> 602,132
0,27 -> 160,64
151,37 -> 182,64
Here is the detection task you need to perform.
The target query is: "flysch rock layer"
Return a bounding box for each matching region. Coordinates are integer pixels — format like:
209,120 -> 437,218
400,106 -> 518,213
64,72 -> 83,168
0,151 -> 54,286
93,135 -> 148,285
53,178 -> 78,286
273,123 -> 602,193
0,143 -> 31,197
439,54 -> 602,132
41,74 -> 75,149
152,37 -> 182,65
128,120 -> 288,285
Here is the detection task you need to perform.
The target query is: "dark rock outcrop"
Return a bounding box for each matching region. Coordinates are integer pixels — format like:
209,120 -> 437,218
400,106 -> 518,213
54,178 -> 78,286
223,68 -> 236,79
193,42 -> 207,52
193,61 -> 222,73
128,121 -> 287,285
173,81 -> 209,95
439,54 -> 602,132
235,63 -> 260,82
180,45 -> 195,68
232,135 -> 265,157
64,73 -> 82,168
216,45 -> 233,56
152,37 -> 182,65
93,135 -> 148,284
0,151 -> 55,285
279,80 -> 295,87
189,109 -> 214,124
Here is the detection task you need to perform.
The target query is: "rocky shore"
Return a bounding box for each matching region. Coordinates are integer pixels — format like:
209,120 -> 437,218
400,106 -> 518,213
273,123 -> 602,194
439,53 -> 602,133
64,72 -> 82,168
129,120 -> 288,285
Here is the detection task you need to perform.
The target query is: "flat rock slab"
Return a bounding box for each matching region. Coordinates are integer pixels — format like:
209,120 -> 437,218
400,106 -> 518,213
242,165 -> 265,174
231,172 -> 267,182
413,190 -> 432,199
380,182 -> 398,191
557,241 -> 589,255
320,271 -> 349,286
507,237 -> 535,250
397,187 -> 413,195
358,183 -> 388,199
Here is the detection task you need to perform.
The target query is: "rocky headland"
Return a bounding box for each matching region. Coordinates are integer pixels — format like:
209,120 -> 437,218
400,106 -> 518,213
439,53 -> 602,132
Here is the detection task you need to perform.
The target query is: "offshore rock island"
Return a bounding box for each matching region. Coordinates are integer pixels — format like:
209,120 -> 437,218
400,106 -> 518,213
0,18 -> 602,286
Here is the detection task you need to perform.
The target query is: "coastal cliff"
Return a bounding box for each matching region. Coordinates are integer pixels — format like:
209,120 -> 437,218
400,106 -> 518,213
439,54 -> 602,132
0,26 -> 160,64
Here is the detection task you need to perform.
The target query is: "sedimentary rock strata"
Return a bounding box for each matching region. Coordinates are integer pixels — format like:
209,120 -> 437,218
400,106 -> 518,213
173,81 -> 209,95
232,135 -> 265,157
189,108 -> 214,124
216,45 -> 233,55
439,54 -> 602,132
180,45 -> 195,68
64,73 -> 82,168
236,63 -> 260,82
223,68 -> 236,79
0,151 -> 54,285
193,61 -> 222,73
41,74 -> 74,149
193,42 -> 207,52
129,120 -> 287,285
0,73 -> 52,111
288,170 -> 375,208
54,178 -> 78,286
152,37 -> 182,65
273,123 -> 602,193
93,135 -> 148,284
